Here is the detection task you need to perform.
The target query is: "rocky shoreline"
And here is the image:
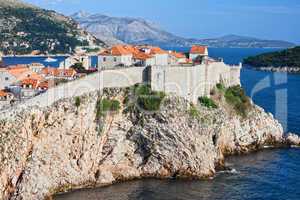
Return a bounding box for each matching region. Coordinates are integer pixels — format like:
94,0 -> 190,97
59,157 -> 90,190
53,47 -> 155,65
252,66 -> 300,73
0,88 -> 299,200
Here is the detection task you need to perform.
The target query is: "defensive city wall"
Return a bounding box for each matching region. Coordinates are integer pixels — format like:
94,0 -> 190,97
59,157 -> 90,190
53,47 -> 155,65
3,61 -> 241,111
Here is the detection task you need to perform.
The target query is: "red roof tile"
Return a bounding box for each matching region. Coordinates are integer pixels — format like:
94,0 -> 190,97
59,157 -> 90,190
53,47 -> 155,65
190,45 -> 208,54
21,78 -> 39,89
170,51 -> 186,59
41,68 -> 76,78
0,90 -> 8,97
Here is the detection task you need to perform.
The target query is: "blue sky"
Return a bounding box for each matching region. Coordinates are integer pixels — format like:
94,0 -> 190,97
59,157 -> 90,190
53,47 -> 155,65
24,0 -> 300,43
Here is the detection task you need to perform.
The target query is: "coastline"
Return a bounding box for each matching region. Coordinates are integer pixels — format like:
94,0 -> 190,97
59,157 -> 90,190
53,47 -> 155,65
3,54 -> 70,58
1,87 -> 299,200
244,65 -> 300,74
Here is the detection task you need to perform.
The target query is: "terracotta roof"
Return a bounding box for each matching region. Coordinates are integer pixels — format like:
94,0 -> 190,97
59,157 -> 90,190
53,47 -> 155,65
21,78 -> 39,89
190,45 -> 208,54
41,68 -> 76,77
0,90 -> 8,97
149,47 -> 167,55
133,52 -> 153,61
99,45 -> 133,56
170,51 -> 186,59
7,66 -> 43,81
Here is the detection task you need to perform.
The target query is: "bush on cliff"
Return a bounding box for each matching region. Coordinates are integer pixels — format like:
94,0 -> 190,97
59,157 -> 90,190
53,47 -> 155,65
225,86 -> 252,117
75,97 -> 81,108
96,98 -> 120,118
188,104 -> 201,119
133,84 -> 166,111
216,83 -> 226,92
198,96 -> 218,109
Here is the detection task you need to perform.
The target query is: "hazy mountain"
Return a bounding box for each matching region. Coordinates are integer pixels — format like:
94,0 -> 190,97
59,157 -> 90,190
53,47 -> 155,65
71,11 -> 295,48
192,35 -> 295,48
71,11 -> 189,47
0,1 -> 106,55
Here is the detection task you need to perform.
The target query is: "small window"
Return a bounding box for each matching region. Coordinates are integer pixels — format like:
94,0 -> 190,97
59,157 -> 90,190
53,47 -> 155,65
114,57 -> 117,62
5,77 -> 9,81
103,57 -> 106,62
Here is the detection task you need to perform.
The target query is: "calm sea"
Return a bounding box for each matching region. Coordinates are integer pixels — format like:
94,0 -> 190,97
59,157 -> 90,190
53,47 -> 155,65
2,56 -> 99,68
4,48 -> 300,200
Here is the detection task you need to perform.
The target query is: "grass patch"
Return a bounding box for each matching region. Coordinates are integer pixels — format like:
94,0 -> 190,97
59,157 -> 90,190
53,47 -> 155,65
96,98 -> 120,119
225,86 -> 252,117
199,96 -> 218,109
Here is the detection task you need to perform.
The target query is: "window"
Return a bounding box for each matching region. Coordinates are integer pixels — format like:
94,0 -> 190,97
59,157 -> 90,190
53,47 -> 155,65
114,57 -> 117,62
103,57 -> 106,62
5,77 -> 9,81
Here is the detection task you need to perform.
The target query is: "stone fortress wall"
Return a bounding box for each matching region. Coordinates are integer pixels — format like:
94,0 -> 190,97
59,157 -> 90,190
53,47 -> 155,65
151,62 -> 241,102
1,62 -> 241,113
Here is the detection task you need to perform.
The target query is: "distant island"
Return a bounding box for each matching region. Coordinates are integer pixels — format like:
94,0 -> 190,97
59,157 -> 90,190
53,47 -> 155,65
0,0 -> 105,55
71,11 -> 295,48
244,46 -> 300,73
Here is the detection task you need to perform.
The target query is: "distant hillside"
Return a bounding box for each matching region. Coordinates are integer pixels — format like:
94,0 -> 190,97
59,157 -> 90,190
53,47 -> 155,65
0,0 -> 106,55
191,35 -> 295,48
71,11 -> 189,47
71,11 -> 295,48
244,46 -> 300,72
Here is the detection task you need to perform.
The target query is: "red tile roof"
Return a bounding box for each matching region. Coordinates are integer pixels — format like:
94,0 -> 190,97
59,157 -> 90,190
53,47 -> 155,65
149,47 -> 168,55
21,78 -> 39,89
133,52 -> 153,61
170,51 -> 186,59
99,45 -> 133,56
7,66 -> 43,81
41,68 -> 77,77
0,90 -> 8,97
190,45 -> 208,54
100,45 -> 168,57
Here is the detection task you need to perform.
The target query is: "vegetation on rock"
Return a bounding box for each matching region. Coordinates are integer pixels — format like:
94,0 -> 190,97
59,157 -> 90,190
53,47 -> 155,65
198,96 -> 218,109
216,83 -> 226,92
74,97 -> 81,108
188,104 -> 201,119
224,86 -> 252,117
96,98 -> 120,119
133,84 -> 166,112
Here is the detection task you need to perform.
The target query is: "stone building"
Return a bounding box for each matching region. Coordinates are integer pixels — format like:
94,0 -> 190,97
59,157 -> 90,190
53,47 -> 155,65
189,45 -> 209,62
59,54 -> 91,70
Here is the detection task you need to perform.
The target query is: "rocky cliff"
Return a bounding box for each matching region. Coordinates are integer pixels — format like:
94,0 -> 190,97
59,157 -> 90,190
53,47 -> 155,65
0,87 -> 291,200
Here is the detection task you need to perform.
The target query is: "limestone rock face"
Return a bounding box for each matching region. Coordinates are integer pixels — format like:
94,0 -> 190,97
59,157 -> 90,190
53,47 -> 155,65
0,89 -> 285,200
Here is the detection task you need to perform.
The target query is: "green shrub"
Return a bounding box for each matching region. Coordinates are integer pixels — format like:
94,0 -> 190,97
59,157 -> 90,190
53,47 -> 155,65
96,98 -> 120,119
134,84 -> 152,96
134,84 -> 166,111
225,86 -> 252,117
75,97 -> 81,108
188,104 -> 200,119
198,96 -> 218,109
216,83 -> 225,92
